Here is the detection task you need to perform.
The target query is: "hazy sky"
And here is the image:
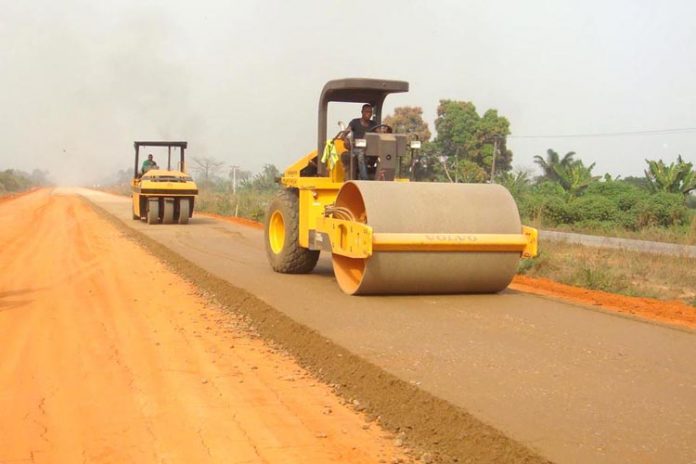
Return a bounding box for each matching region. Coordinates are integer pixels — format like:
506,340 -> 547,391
1,0 -> 694,184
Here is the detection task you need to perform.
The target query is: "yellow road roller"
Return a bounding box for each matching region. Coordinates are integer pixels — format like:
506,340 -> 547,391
264,78 -> 537,295
131,141 -> 198,224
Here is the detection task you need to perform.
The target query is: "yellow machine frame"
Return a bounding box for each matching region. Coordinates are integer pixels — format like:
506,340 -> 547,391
277,141 -> 538,261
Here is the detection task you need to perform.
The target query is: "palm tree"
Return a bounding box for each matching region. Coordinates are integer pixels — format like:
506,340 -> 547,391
533,149 -> 577,182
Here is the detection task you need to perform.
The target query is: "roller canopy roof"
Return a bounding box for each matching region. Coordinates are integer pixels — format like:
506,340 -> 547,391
316,78 -> 410,175
319,78 -> 409,105
134,141 -> 188,148
133,141 -> 188,177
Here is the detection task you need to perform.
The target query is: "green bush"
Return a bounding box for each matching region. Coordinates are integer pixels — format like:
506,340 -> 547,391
569,266 -> 628,293
585,181 -> 648,212
236,190 -> 276,221
214,194 -> 234,216
532,181 -> 568,198
0,169 -> 32,192
572,219 -> 618,234
514,178 -> 692,235
631,192 -> 689,227
585,180 -> 638,197
518,182 -> 573,225
519,193 -> 573,225
517,250 -> 549,274
615,190 -> 647,212
567,195 -> 618,222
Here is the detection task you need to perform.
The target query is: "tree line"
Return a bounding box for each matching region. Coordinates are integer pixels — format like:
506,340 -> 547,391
382,104 -> 695,233
0,169 -> 51,193
509,150 -> 695,232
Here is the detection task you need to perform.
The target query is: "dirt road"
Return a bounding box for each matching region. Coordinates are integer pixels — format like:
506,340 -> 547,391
77,188 -> 696,464
0,190 -> 409,463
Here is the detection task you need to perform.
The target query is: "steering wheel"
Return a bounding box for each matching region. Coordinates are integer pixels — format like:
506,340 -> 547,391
370,124 -> 393,133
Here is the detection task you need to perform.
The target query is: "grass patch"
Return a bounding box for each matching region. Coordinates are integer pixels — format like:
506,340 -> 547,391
569,266 -> 629,293
545,218 -> 696,246
521,241 -> 696,305
195,189 -> 277,222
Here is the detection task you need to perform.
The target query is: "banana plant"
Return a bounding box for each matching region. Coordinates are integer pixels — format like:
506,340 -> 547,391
644,156 -> 696,194
553,161 -> 599,196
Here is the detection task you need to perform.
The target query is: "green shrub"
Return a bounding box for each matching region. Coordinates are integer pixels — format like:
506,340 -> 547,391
567,195 -> 618,222
0,169 -> 32,192
585,180 -> 638,197
631,192 -> 689,227
573,219 -> 617,234
517,251 -> 549,274
615,191 -> 647,212
584,181 -> 650,215
532,181 -> 568,198
569,266 -> 628,293
519,193 -> 573,225
215,194 -> 234,216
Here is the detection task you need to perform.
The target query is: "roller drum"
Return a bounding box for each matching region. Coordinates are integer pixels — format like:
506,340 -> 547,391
332,181 -> 522,295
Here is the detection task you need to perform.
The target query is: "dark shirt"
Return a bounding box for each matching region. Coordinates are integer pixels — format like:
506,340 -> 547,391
348,118 -> 376,139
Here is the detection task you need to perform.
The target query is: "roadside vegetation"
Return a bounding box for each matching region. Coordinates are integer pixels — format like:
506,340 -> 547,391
191,162 -> 280,222
519,241 -> 696,307
0,169 -> 51,194
506,153 -> 696,245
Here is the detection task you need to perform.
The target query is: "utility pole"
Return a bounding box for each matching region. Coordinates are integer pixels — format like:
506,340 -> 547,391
490,137 -> 499,183
230,165 -> 241,217
454,147 -> 460,183
230,165 -> 240,195
438,155 -> 453,183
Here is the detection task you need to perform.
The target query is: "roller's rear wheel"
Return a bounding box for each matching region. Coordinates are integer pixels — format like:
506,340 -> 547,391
264,189 -> 319,273
146,199 -> 160,224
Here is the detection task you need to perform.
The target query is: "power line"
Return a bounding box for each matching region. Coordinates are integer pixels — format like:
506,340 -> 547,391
509,127 -> 696,139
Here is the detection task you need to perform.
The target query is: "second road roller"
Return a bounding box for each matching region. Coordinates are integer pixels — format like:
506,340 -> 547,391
131,141 -> 198,225
264,78 -> 537,295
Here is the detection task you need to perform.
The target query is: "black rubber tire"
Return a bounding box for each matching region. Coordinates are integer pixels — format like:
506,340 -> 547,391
264,189 -> 319,274
147,199 -> 160,224
178,198 -> 190,224
162,199 -> 174,224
